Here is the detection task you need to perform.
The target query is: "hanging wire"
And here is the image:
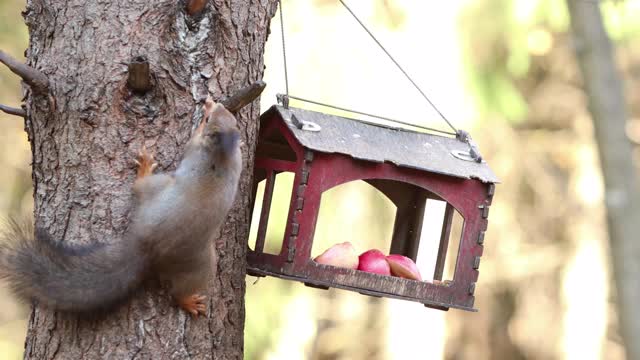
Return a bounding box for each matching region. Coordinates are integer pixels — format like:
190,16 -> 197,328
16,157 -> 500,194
278,0 -> 289,97
338,0 -> 457,133
287,95 -> 457,136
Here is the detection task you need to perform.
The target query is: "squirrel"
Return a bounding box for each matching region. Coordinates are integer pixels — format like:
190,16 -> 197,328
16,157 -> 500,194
0,96 -> 242,317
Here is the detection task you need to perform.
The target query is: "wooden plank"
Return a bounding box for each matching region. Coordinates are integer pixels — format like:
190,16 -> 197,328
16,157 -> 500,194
405,190 -> 427,260
434,203 -> 454,280
247,265 -> 476,312
255,157 -> 298,172
255,140 -> 298,162
255,170 -> 275,254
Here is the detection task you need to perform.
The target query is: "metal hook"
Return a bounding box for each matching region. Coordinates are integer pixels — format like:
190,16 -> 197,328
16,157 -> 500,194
291,113 -> 321,132
276,93 -> 289,109
455,130 -> 483,163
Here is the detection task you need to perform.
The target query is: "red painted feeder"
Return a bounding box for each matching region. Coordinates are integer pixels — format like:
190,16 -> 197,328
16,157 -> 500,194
247,105 -> 498,311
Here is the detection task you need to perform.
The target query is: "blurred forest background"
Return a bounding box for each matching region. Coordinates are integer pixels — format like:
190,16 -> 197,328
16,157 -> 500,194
1,0 -> 639,359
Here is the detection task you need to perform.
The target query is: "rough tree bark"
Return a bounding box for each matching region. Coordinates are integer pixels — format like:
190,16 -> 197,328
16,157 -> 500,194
15,0 -> 277,358
566,1 -> 640,359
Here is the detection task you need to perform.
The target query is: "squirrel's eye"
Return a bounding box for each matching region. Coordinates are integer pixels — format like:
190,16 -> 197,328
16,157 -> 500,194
207,132 -> 221,142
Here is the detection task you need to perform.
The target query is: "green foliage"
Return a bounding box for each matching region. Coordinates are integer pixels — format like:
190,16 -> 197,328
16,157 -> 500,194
0,0 -> 28,51
459,0 -> 640,123
459,0 -> 571,123
601,0 -> 640,42
245,278 -> 294,360
0,0 -> 28,93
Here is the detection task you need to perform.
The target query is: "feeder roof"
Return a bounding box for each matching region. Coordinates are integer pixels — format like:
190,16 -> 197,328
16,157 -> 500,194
265,105 -> 500,183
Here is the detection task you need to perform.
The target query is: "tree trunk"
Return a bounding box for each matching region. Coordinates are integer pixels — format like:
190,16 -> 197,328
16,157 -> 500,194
20,0 -> 277,358
565,1 -> 640,359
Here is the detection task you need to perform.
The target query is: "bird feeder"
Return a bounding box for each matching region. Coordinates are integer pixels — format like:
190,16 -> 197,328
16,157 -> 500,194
247,105 -> 498,311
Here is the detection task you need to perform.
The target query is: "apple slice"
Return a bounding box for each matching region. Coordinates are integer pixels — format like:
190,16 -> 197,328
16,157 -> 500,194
358,249 -> 391,275
386,254 -> 422,281
313,242 -> 359,269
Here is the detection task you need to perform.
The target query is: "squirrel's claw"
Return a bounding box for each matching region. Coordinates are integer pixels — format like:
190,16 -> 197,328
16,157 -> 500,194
136,146 -> 157,179
178,294 -> 207,317
194,95 -> 216,136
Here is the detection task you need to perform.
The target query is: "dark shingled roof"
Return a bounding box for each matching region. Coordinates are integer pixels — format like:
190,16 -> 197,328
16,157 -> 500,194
266,105 -> 499,183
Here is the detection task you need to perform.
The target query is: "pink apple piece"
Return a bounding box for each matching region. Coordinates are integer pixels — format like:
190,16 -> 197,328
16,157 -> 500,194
386,254 -> 422,281
313,242 -> 359,269
357,249 -> 391,275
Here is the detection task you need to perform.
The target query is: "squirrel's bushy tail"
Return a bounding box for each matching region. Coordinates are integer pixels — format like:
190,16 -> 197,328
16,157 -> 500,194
0,218 -> 146,312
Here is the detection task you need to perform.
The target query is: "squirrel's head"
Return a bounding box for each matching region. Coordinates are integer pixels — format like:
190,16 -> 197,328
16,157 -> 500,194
191,97 -> 241,157
182,97 -> 242,176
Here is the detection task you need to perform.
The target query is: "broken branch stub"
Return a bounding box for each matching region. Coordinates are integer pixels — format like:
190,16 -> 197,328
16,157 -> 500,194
127,56 -> 153,94
186,0 -> 207,16
0,50 -> 49,94
220,80 -> 267,113
0,104 -> 26,118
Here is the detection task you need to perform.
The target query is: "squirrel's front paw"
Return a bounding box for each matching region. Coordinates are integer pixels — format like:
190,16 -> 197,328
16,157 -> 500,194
177,294 -> 207,317
135,146 -> 157,179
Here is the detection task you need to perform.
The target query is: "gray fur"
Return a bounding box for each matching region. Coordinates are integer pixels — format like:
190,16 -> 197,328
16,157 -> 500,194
0,219 -> 145,312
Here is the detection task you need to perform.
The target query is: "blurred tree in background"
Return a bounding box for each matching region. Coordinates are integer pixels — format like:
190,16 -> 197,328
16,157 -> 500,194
1,0 -> 639,359
452,0 -> 640,359
566,0 -> 640,358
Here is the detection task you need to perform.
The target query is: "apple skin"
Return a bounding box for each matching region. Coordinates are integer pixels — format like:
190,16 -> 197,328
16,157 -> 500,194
386,254 -> 422,281
313,242 -> 359,269
357,249 -> 391,275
